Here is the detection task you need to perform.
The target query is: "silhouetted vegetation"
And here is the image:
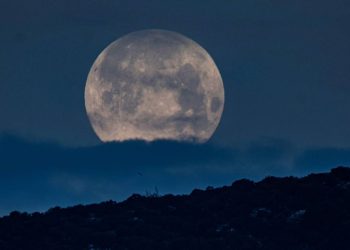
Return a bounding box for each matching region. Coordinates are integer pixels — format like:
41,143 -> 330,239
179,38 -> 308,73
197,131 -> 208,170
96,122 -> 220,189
1,167 -> 350,249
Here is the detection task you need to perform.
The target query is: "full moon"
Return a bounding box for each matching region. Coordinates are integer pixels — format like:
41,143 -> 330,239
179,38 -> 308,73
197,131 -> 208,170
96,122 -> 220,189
85,30 -> 224,143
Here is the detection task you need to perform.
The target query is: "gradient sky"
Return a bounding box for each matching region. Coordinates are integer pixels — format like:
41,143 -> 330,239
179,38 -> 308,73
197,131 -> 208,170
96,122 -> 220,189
1,0 -> 350,215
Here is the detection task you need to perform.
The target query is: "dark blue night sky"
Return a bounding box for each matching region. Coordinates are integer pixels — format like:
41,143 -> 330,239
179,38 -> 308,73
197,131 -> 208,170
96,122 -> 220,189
1,0 -> 350,215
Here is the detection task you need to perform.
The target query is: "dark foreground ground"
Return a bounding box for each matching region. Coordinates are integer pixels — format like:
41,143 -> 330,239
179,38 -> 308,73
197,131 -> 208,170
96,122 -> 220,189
1,167 -> 350,250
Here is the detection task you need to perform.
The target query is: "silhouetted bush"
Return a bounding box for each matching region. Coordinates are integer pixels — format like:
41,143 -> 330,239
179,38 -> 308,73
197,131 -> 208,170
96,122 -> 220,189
1,167 -> 350,249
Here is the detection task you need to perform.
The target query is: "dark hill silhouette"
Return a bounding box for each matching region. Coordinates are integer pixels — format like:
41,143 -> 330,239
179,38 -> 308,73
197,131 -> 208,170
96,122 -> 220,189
1,167 -> 350,250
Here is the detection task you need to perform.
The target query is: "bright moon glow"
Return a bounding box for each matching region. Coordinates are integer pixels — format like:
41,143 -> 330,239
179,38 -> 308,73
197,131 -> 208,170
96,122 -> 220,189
85,29 -> 224,143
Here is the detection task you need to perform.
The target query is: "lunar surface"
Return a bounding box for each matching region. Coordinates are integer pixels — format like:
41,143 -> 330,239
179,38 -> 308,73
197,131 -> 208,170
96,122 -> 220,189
85,29 -> 224,143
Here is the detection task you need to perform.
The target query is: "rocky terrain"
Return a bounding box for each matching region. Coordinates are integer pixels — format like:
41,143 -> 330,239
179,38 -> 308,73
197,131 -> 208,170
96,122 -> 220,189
1,167 -> 350,250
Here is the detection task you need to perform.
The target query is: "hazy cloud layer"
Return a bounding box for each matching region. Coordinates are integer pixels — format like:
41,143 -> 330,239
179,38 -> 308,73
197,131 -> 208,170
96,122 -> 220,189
1,134 -> 349,215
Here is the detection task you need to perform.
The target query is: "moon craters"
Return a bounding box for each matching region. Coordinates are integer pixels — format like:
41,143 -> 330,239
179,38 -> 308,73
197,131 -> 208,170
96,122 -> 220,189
85,29 -> 224,143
